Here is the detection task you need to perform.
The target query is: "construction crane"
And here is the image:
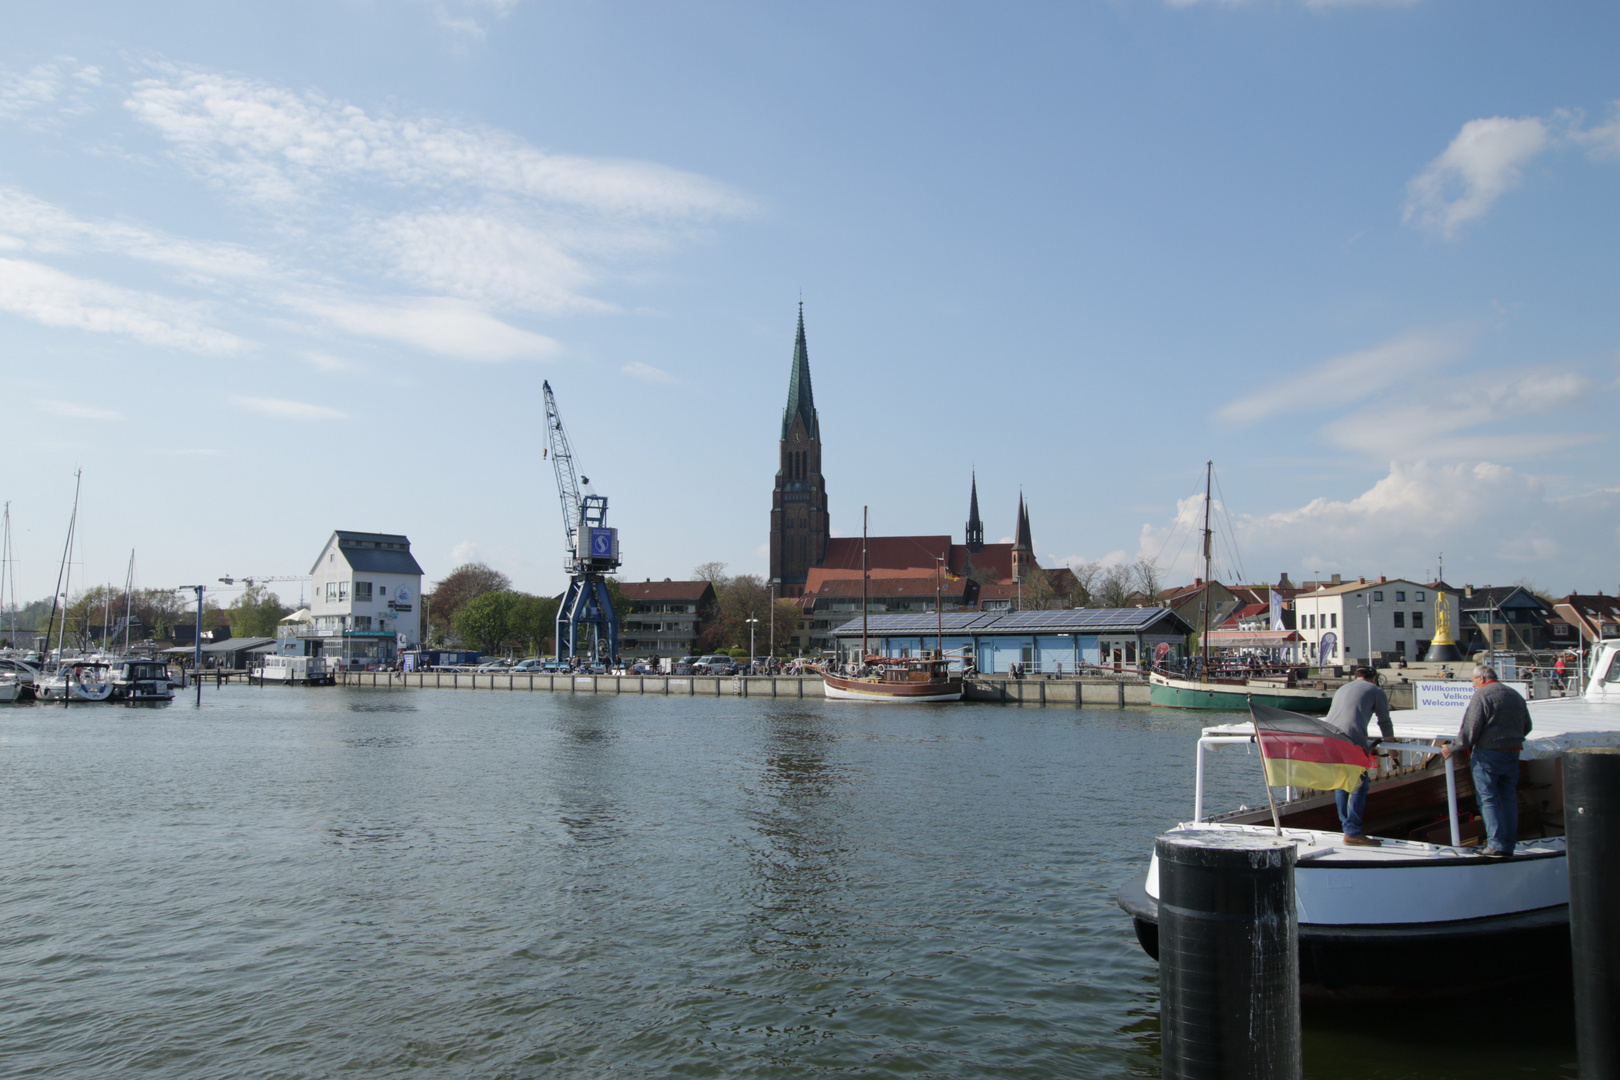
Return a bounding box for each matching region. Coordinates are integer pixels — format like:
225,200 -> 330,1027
543,380 -> 621,666
217,575 -> 313,606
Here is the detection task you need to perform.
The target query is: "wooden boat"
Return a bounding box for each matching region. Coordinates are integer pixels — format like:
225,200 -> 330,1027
821,506 -> 962,703
824,655 -> 963,703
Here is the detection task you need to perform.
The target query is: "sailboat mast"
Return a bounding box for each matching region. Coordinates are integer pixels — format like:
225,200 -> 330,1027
122,549 -> 136,655
43,469 -> 82,664
1201,460 -> 1212,680
1,503 -> 13,649
861,506 -> 869,662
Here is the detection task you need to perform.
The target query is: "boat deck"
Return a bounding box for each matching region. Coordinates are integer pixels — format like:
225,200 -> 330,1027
1167,820 -> 1565,864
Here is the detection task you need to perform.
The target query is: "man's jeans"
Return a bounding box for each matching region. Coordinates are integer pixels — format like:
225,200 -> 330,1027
1335,771 -> 1371,837
1471,749 -> 1521,854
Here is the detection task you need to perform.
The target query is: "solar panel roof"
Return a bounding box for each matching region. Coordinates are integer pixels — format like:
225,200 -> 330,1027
829,608 -> 1190,636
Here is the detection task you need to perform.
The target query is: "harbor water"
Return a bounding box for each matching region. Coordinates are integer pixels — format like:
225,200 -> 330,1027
0,689 -> 1576,1078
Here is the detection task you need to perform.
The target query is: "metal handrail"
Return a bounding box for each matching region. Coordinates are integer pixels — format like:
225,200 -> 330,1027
1195,736 -> 1462,847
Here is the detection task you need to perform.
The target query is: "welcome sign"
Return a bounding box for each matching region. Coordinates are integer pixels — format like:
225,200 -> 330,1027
1412,680 -> 1530,718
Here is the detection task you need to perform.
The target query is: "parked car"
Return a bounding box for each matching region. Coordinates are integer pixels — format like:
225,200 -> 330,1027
510,658 -> 547,672
694,654 -> 739,675
474,660 -> 512,671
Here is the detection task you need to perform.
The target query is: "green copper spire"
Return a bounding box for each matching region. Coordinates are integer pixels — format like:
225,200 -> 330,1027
781,303 -> 820,441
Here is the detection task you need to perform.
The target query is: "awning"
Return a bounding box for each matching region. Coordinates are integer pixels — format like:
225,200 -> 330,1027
1206,630 -> 1303,648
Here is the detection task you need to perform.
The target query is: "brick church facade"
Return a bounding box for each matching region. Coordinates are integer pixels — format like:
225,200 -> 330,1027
770,308 -> 1063,622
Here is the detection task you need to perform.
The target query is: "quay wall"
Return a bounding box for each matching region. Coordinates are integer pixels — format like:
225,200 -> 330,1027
329,670 -> 1418,709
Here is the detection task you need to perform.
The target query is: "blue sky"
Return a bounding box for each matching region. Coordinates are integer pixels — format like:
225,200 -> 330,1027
2,0 -> 1617,607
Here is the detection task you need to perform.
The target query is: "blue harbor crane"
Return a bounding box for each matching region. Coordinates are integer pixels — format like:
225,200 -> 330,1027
543,381 -> 621,667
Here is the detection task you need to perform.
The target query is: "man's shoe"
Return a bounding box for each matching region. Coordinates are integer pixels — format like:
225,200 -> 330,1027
1343,834 -> 1382,846
1478,847 -> 1509,858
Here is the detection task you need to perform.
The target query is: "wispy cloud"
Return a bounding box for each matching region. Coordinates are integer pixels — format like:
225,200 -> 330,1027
289,294 -> 557,362
0,59 -> 102,126
622,360 -> 678,384
1403,117 -> 1550,239
0,256 -> 245,353
35,400 -> 122,421
1215,327 -> 1468,427
227,394 -> 348,421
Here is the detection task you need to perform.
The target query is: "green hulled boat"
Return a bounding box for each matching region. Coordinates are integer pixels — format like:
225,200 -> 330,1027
1148,672 -> 1335,713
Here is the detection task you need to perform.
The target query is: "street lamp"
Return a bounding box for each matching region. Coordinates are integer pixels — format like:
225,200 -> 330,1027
746,614 -> 759,670
1356,592 -> 1375,669
178,584 -> 204,705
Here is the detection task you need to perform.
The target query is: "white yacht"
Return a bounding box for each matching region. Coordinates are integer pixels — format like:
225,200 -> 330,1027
106,658 -> 175,701
1118,639 -> 1620,998
36,660 -> 115,703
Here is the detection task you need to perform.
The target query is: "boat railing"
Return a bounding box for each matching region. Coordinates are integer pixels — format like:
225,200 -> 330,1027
1195,736 -> 1462,847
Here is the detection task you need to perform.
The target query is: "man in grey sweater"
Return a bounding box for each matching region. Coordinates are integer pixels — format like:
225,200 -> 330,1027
1323,667 -> 1394,846
1441,663 -> 1533,856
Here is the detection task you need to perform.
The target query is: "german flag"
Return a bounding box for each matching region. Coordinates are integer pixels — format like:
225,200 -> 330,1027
1251,700 -> 1374,793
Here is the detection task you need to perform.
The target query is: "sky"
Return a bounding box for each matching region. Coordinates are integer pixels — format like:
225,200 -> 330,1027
1,0 -> 1617,609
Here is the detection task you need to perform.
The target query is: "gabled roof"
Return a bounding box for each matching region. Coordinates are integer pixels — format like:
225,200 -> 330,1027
619,580 -> 716,603
1459,585 -> 1549,611
1297,577 -> 1429,598
312,530 -> 425,576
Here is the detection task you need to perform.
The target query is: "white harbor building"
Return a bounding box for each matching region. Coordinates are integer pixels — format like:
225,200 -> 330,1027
279,530 -> 424,668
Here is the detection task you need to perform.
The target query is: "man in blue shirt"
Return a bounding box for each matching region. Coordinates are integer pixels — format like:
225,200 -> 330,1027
1323,666 -> 1394,846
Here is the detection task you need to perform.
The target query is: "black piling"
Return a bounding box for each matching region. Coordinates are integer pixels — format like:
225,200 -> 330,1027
1156,830 -> 1300,1080
1566,747 -> 1620,1080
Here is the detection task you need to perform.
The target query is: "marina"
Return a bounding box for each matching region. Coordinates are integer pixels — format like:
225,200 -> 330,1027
0,687 -> 1579,1079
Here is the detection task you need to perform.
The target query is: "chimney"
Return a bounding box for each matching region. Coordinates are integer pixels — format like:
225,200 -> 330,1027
1466,585 -> 1474,597
1377,576 -> 1387,584
1195,577 -> 1203,586
1331,574 -> 1342,585
1357,577 -> 1366,585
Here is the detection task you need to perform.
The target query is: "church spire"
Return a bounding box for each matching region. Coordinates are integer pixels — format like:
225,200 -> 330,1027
781,302 -> 819,441
1016,493 -> 1034,552
965,470 -> 984,553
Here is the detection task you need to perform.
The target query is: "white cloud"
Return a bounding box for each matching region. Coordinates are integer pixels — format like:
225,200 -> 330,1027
227,394 -> 348,421
0,256 -> 245,354
1136,462 -> 1618,592
290,294 -> 557,362
35,400 -> 122,420
0,60 -> 101,125
1215,327 -> 1467,427
622,360 -> 678,384
450,540 -> 480,563
301,351 -> 362,373
125,65 -> 751,219
1403,116 -> 1550,239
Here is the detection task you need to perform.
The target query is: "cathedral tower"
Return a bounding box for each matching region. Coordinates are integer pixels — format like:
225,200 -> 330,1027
770,305 -> 830,597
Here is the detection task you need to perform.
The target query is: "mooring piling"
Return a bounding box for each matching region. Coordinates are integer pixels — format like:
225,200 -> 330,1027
1566,746 -> 1620,1080
1156,830 -> 1301,1080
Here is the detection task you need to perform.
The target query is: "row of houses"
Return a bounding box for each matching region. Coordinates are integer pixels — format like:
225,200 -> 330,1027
1161,573 -> 1620,666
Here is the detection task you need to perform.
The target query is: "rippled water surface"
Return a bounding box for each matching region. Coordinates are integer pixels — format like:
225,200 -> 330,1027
0,688 -> 1575,1078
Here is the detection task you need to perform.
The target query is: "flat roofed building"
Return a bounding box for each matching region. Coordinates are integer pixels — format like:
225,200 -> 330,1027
831,607 -> 1192,673
1294,577 -> 1463,666
617,580 -> 717,659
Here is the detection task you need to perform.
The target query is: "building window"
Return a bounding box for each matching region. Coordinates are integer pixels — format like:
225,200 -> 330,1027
339,582 -> 349,601
354,616 -> 372,630
1396,591 -> 1406,602
1413,612 -> 1424,629
1393,612 -> 1405,628
355,582 -> 373,602
1395,641 -> 1405,655
1493,628 -> 1504,645
1416,591 -> 1426,602
1330,613 -> 1337,629
1373,591 -> 1383,602
1308,614 -> 1315,629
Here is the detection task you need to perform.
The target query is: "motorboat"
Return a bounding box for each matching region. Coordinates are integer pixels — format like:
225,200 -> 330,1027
0,673 -> 20,703
0,656 -> 40,701
258,654 -> 334,685
106,657 -> 175,701
36,661 -> 115,703
1117,638 -> 1620,998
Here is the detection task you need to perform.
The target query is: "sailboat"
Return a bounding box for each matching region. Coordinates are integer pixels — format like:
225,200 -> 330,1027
1147,462 -> 1336,713
821,507 -> 963,703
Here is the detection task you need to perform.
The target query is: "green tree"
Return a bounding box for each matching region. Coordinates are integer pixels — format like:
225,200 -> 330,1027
228,584 -> 291,638
507,592 -> 560,655
454,590 -> 517,654
427,562 -> 511,634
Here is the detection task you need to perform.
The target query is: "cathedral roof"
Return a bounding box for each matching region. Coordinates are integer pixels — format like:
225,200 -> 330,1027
781,304 -> 820,441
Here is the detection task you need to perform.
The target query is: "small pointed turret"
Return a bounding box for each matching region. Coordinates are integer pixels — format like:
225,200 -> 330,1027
1011,493 -> 1037,581
965,471 -> 984,553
